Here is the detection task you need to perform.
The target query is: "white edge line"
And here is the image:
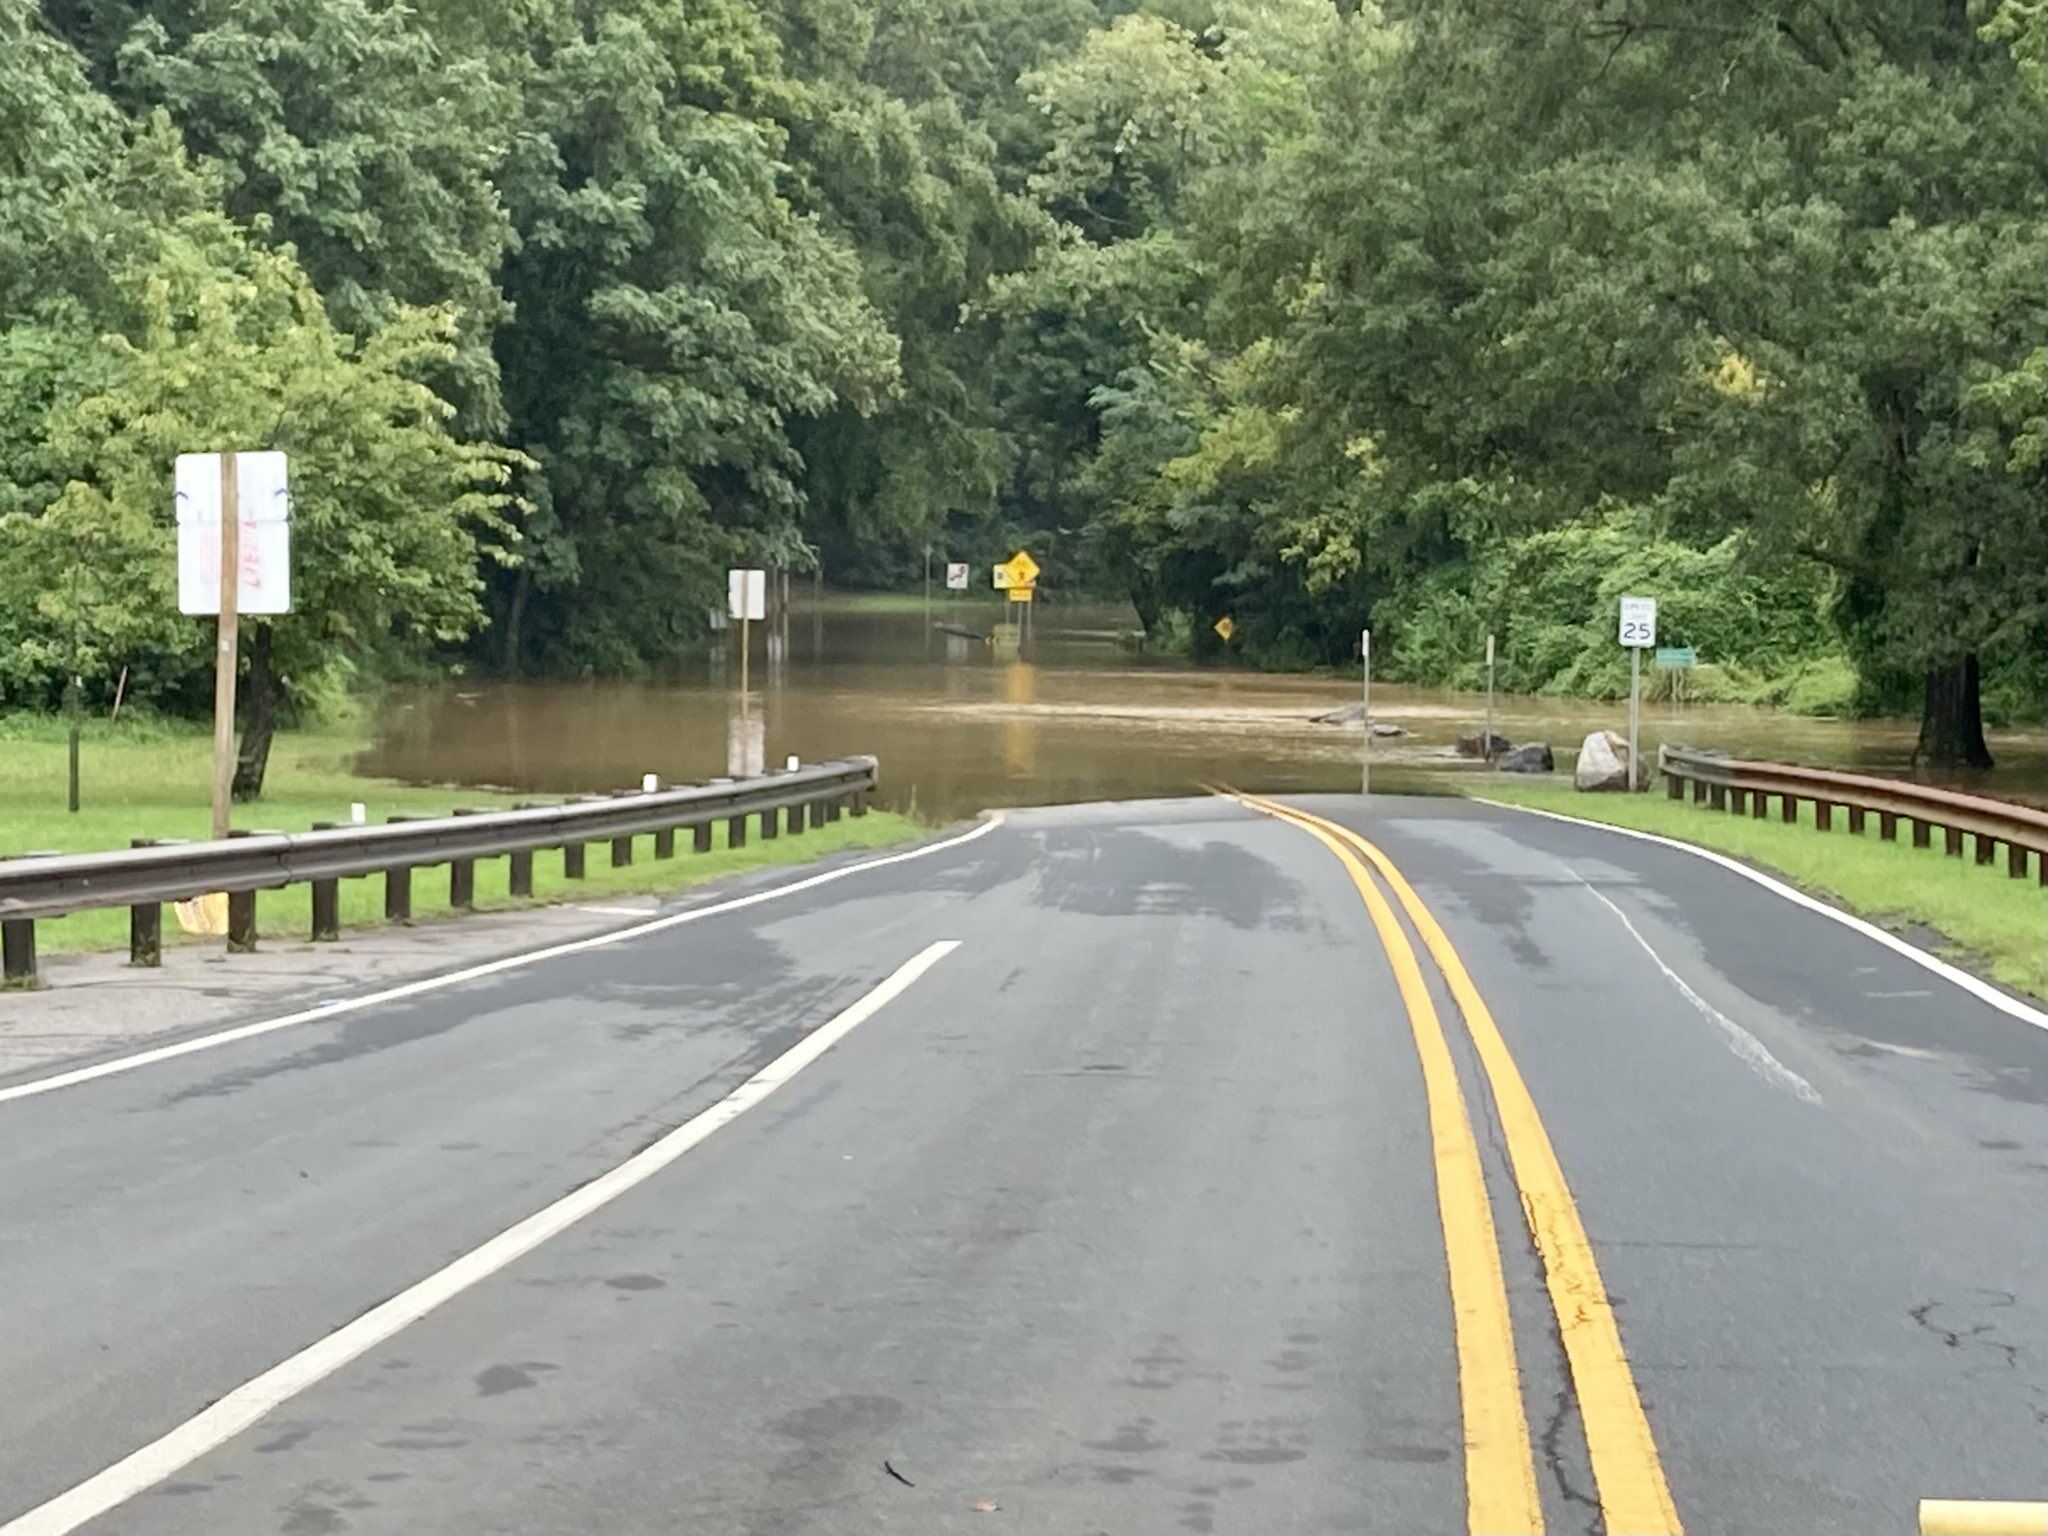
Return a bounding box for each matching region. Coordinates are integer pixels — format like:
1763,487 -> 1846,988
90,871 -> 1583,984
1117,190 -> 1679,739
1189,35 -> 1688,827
1569,869 -> 1822,1106
0,814 -> 1004,1108
0,939 -> 963,1536
1475,797 -> 2048,1034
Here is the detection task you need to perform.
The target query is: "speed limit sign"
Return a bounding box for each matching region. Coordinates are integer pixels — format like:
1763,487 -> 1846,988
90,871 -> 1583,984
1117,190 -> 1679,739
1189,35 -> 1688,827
1618,596 -> 1658,649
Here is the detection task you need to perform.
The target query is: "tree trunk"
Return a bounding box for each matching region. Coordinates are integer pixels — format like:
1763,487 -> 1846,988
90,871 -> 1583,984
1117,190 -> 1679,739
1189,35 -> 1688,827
232,623 -> 279,801
1915,653 -> 1993,769
501,566 -> 530,677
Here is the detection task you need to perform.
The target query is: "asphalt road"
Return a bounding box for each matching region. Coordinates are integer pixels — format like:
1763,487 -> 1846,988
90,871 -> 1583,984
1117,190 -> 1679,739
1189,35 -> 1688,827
0,794 -> 2042,1535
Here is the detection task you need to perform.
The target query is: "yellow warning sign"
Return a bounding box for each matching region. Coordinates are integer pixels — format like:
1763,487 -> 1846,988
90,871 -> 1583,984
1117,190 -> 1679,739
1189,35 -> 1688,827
993,550 -> 1040,591
1008,585 -> 1035,604
1213,616 -> 1236,642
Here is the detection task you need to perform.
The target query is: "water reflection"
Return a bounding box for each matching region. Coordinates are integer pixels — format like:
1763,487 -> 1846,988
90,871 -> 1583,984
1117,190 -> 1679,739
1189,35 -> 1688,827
361,598 -> 2045,819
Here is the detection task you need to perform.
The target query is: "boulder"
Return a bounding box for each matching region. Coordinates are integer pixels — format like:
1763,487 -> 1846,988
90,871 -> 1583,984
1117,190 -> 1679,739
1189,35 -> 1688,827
1370,721 -> 1408,738
1497,743 -> 1554,774
1456,731 -> 1513,759
1574,730 -> 1649,791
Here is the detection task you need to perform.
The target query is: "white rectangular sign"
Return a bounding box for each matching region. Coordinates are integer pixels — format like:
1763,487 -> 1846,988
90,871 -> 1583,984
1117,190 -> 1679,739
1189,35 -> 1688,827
1618,595 -> 1658,649
175,451 -> 291,615
945,562 -> 970,591
727,568 -> 766,622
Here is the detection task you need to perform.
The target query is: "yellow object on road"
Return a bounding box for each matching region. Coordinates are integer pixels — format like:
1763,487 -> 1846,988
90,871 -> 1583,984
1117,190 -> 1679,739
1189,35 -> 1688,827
1922,1501 -> 2048,1534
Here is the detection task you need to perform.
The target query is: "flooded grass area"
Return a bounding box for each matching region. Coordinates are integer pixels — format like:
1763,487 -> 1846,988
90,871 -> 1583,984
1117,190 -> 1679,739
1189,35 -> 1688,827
360,595 -> 2047,820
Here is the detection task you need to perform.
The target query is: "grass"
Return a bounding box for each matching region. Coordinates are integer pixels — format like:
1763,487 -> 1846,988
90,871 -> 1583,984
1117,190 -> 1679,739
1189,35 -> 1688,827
0,715 -> 923,958
1473,779 -> 2048,1001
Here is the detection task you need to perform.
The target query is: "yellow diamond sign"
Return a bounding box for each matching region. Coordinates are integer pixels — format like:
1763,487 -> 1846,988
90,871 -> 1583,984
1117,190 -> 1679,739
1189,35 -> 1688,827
1213,616 -> 1236,642
997,550 -> 1040,590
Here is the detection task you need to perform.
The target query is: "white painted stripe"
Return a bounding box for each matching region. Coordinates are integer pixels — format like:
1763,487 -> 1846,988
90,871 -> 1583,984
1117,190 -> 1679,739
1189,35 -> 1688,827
0,940 -> 961,1536
0,816 -> 1003,1108
1478,798 -> 2048,1034
567,904 -> 658,917
1561,862 -> 1822,1105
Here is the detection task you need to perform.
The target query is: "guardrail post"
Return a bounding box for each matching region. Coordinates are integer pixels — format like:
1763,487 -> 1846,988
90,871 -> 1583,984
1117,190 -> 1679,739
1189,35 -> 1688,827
1666,773 -> 1683,800
1781,794 -> 1799,825
223,829 -> 271,953
386,814 -> 426,919
506,803 -> 536,897
1692,778 -> 1709,805
129,837 -> 164,966
563,841 -> 586,879
727,813 -> 747,850
1728,787 -> 1747,815
2,919 -> 35,987
1814,802 -> 1833,833
610,833 -> 634,868
851,791 -> 868,818
450,809 -> 480,909
1879,812 -> 1899,841
759,805 -> 779,840
1708,783 -> 1726,811
1913,820 -> 1932,849
1973,833 -> 1996,867
2008,843 -> 2029,880
1751,791 -> 1768,821
692,821 -> 713,854
1847,807 -> 1866,835
654,827 -> 676,859
307,824 -> 342,941
1944,827 -> 1964,858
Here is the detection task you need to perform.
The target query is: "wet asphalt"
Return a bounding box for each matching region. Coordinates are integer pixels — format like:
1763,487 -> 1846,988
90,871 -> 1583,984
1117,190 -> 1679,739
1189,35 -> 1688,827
0,795 -> 2041,1535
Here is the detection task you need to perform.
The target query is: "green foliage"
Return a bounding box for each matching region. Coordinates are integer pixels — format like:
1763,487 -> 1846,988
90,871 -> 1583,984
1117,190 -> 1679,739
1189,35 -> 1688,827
2,0 -> 2041,775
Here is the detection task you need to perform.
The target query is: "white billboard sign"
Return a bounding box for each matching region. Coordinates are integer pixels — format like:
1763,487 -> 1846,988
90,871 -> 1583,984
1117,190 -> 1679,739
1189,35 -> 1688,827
175,451 -> 291,615
727,568 -> 767,622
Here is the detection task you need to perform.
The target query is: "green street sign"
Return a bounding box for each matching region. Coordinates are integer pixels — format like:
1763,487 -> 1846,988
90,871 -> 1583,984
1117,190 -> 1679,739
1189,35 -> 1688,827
1654,646 -> 1696,669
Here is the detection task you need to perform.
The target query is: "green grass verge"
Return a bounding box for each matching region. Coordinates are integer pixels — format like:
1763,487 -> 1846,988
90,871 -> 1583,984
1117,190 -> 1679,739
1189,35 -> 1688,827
0,715 -> 922,958
1473,780 -> 2047,1001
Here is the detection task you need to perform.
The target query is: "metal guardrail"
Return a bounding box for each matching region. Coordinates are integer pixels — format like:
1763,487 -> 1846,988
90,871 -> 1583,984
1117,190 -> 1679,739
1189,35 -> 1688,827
0,757 -> 878,987
1659,746 -> 2047,885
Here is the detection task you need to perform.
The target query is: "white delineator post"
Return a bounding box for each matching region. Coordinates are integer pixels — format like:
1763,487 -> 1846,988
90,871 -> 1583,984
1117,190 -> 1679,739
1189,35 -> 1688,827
211,454 -> 240,839
1485,631 -> 1496,769
1361,627 -> 1372,798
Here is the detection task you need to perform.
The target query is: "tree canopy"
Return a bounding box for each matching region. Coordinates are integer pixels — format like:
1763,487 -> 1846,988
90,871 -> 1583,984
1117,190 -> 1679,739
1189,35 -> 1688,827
1,0 -> 2040,772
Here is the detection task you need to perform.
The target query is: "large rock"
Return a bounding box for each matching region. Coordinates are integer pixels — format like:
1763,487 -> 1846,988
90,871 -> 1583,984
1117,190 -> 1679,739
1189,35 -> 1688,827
1574,730 -> 1648,791
1497,743 -> 1554,774
1456,731 -> 1512,760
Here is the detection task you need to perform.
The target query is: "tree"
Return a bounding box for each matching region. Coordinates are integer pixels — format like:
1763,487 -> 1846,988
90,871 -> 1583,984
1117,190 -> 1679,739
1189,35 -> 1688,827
16,124 -> 520,795
487,3 -> 898,671
91,0 -> 518,434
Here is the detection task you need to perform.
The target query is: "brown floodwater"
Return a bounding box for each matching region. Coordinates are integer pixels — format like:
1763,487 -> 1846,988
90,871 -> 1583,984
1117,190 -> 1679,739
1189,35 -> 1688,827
359,597 -> 2047,820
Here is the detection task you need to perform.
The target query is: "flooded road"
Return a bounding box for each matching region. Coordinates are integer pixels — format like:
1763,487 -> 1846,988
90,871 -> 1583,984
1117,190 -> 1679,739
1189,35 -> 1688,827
361,597 -> 2046,819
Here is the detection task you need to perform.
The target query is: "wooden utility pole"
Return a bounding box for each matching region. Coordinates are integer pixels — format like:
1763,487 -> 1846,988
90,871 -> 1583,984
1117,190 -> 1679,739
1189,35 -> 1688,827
211,453 -> 240,839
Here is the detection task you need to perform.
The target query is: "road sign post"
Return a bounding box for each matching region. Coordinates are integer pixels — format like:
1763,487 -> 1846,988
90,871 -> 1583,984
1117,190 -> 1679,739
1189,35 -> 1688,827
1618,596 -> 1658,792
212,453 -> 238,837
729,569 -> 766,695
176,450 -> 292,840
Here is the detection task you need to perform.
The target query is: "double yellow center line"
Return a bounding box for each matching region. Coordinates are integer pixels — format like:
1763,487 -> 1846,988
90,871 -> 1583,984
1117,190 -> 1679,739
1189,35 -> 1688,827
1223,790 -> 1683,1536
